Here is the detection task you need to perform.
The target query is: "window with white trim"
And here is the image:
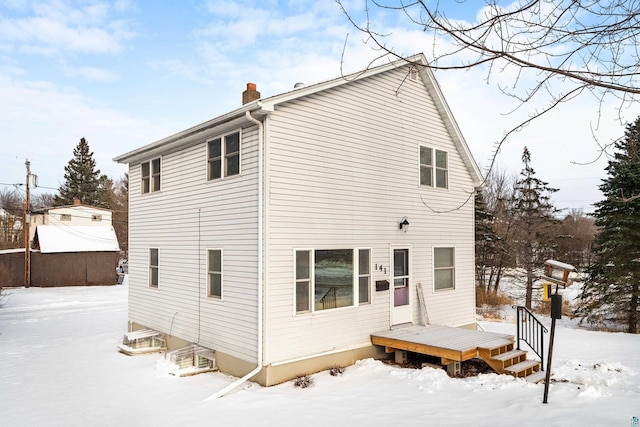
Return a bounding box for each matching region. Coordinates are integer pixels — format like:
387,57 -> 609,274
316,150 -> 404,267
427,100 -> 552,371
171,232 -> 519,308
358,249 -> 371,304
207,249 -> 223,299
208,131 -> 240,180
420,146 -> 448,189
434,247 -> 455,290
141,158 -> 161,193
295,248 -> 371,313
149,248 -> 159,288
60,214 -> 71,221
91,214 -> 102,222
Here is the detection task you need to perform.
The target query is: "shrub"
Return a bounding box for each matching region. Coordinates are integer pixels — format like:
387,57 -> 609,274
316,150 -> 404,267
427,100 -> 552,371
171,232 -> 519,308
329,366 -> 345,376
294,374 -> 313,388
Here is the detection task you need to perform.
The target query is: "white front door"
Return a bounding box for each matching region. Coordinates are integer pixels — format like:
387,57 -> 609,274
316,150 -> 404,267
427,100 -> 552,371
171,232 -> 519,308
391,247 -> 412,325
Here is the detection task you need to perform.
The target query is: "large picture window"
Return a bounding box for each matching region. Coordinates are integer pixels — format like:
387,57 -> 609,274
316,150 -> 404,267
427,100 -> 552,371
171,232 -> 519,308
295,248 -> 370,313
208,131 -> 240,180
434,247 -> 455,290
149,248 -> 159,288
207,249 -> 222,299
141,158 -> 161,193
420,146 -> 448,189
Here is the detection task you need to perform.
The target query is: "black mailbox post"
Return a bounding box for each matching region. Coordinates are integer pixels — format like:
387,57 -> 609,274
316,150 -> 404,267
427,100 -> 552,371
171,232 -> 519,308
544,293 -> 562,403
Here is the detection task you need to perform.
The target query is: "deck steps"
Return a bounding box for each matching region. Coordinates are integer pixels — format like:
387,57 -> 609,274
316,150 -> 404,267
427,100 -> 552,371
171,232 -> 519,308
370,324 -> 545,382
504,360 -> 541,377
479,341 -> 543,380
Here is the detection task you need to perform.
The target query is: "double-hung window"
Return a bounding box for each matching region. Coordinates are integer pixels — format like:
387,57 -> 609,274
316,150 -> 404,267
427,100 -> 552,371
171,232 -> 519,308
420,146 -> 448,189
358,249 -> 371,304
434,247 -> 455,290
207,249 -> 223,299
149,248 -> 159,288
295,248 -> 371,313
141,158 -> 161,193
208,131 -> 240,180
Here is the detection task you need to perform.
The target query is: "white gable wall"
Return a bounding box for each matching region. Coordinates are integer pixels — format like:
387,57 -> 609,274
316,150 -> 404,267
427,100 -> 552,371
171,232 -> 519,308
127,125 -> 260,364
263,65 -> 477,364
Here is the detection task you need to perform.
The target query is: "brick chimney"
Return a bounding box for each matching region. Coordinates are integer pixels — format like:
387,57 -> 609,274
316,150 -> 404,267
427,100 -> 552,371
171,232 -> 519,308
242,82 -> 261,105
73,198 -> 81,205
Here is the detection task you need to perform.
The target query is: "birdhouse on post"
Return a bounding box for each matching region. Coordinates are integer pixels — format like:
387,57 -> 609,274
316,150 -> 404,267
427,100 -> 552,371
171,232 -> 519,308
541,259 -> 576,301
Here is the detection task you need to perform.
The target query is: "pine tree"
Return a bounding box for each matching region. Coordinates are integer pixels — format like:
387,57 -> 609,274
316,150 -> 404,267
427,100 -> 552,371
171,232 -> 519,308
55,138 -> 102,207
577,117 -> 640,333
511,147 -> 559,309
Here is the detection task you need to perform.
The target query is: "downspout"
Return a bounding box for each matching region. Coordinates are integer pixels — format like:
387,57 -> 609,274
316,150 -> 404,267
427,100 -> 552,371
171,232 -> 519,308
205,110 -> 265,400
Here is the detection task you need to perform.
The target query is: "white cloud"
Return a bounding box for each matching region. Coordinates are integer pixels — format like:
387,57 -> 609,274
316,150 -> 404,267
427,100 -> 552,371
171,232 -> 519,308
63,65 -> 118,82
0,0 -> 134,54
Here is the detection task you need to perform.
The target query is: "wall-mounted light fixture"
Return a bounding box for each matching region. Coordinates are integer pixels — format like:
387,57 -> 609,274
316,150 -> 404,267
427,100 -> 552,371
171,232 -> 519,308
399,217 -> 410,232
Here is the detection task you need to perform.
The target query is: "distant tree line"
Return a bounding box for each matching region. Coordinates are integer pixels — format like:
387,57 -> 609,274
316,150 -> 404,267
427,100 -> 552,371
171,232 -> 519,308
475,147 -> 596,309
477,118 -> 640,333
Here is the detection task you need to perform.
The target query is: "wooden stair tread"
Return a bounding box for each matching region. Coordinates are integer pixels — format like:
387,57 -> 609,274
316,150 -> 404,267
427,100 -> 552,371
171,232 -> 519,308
525,371 -> 547,383
477,338 -> 514,351
491,349 -> 526,362
504,359 -> 540,374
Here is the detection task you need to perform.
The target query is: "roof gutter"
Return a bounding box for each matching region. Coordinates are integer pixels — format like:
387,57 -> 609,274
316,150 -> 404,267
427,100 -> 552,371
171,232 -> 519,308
204,110 -> 266,400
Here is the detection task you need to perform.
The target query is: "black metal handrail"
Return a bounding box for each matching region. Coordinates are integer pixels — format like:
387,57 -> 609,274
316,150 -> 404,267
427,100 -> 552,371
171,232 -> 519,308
515,306 -> 549,371
319,287 -> 337,309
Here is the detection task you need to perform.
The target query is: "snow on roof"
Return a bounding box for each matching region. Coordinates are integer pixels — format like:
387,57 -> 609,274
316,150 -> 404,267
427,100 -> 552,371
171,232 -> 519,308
34,225 -> 120,253
545,259 -> 576,271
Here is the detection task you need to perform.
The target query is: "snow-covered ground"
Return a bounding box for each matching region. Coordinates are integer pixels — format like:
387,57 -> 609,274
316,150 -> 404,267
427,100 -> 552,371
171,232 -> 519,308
1,279 -> 638,426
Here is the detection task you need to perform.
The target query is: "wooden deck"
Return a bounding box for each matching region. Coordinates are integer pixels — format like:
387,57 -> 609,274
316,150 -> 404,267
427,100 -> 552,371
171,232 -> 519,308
371,324 -> 515,365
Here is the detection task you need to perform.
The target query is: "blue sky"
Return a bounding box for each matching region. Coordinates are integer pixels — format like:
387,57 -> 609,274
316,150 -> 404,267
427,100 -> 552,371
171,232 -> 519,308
1,0 -> 638,213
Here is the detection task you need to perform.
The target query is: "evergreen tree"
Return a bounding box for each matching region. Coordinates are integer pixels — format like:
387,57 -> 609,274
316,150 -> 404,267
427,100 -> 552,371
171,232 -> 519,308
577,117 -> 640,333
55,138 -> 102,206
511,147 -> 559,309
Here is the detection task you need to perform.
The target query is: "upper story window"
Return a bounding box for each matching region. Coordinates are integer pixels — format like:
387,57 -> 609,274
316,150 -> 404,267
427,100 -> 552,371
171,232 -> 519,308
60,214 -> 71,221
208,131 -> 240,181
420,146 -> 448,189
91,215 -> 102,222
141,158 -> 161,193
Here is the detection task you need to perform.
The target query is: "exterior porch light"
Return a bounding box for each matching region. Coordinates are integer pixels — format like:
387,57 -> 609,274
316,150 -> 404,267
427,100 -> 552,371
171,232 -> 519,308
399,217 -> 410,232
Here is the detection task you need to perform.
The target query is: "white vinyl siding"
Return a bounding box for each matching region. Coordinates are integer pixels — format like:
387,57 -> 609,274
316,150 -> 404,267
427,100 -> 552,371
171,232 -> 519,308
127,124 -> 260,364
264,65 -> 477,364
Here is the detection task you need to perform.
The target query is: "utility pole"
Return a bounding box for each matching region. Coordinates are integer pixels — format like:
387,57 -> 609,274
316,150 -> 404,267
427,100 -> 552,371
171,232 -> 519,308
24,159 -> 31,288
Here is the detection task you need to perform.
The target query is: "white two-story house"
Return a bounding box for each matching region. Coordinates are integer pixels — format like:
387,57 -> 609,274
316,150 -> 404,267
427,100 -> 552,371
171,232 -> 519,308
114,54 -> 483,386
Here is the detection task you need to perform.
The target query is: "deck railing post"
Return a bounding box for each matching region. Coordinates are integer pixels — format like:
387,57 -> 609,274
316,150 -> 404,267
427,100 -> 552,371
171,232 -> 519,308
540,321 -> 545,371
516,307 -> 521,350
514,306 -> 547,370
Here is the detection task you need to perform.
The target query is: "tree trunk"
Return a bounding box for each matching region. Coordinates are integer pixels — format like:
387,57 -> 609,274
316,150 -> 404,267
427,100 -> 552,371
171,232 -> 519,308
629,281 -> 639,334
525,267 -> 534,309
